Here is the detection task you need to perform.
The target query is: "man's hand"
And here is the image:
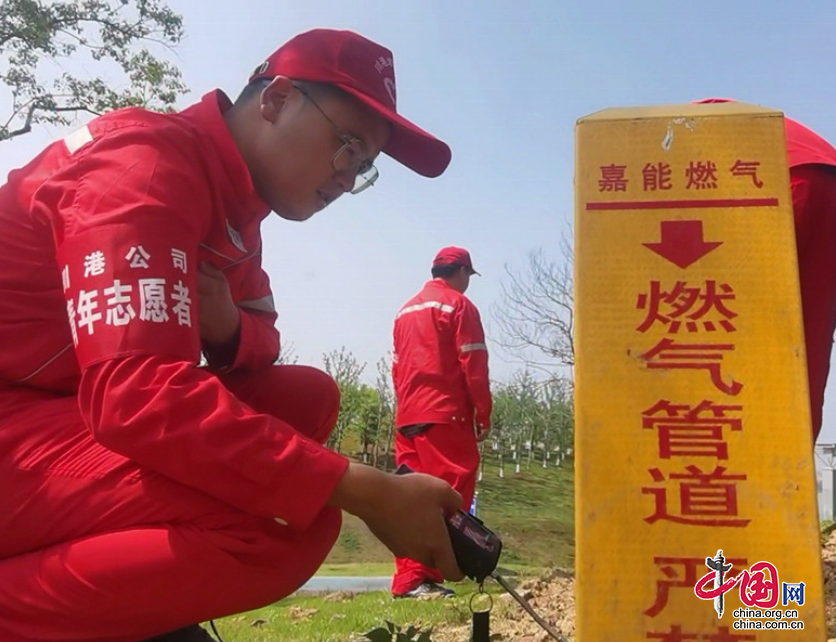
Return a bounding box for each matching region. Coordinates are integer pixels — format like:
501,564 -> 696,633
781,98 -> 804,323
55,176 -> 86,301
328,463 -> 464,581
197,262 -> 241,347
475,414 -> 491,442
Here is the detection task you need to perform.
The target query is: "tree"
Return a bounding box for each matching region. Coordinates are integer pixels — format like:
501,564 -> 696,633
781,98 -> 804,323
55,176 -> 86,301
1,0 -> 187,142
275,340 -> 299,365
490,376 -> 540,477
373,354 -> 396,471
356,386 -> 383,465
491,239 -> 575,377
502,370 -> 541,473
487,369 -> 574,478
539,376 -> 574,466
323,347 -> 366,454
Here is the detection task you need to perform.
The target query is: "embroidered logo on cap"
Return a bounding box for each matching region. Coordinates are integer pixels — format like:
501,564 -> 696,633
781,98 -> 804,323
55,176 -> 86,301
374,56 -> 396,106
252,61 -> 269,77
374,56 -> 393,73
383,78 -> 396,107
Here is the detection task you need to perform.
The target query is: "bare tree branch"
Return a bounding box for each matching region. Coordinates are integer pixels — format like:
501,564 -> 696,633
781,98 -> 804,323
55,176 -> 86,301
491,233 -> 575,379
4,101 -> 102,138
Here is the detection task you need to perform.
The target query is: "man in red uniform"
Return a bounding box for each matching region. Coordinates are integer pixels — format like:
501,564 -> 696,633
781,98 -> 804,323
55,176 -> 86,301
0,29 -> 465,642
390,247 -> 493,598
696,99 -> 836,443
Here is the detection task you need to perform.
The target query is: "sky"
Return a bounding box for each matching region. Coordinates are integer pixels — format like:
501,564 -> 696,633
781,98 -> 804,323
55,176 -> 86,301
2,1 -> 836,439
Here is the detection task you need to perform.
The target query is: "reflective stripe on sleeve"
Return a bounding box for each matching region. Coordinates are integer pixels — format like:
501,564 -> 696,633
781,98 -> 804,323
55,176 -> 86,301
64,125 -> 93,154
460,343 -> 488,352
396,300 -> 455,318
239,295 -> 275,313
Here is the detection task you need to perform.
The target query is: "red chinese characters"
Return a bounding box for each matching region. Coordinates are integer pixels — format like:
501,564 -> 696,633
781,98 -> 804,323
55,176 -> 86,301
637,281 -> 738,334
594,159 -> 767,194
642,400 -> 742,460
645,556 -> 748,618
644,162 -> 674,191
634,184 -> 755,631
643,465 -> 750,527
694,561 -> 780,609
640,338 -> 743,396
729,160 -> 763,189
686,161 -> 719,190
600,164 -> 629,192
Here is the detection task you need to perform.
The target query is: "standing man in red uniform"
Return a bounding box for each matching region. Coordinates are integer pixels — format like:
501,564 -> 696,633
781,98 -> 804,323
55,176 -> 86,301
696,99 -> 836,443
0,29 -> 465,642
390,247 -> 493,598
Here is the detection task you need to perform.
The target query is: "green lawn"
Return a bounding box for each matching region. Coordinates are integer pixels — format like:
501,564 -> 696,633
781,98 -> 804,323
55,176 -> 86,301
324,458 -> 575,571
209,580 -> 503,642
473,456 -> 574,570
315,562 -> 395,577
209,460 -> 574,642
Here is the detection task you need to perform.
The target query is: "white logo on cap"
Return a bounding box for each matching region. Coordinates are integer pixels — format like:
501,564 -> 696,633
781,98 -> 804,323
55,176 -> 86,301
384,78 -> 396,107
253,61 -> 269,77
374,56 -> 396,106
374,56 -> 393,74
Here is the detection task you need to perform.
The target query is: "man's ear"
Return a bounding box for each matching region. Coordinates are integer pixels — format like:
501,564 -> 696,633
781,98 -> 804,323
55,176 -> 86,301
259,76 -> 295,124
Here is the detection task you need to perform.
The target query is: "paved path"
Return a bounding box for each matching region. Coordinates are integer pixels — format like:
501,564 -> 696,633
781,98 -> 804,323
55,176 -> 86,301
295,576 -> 391,594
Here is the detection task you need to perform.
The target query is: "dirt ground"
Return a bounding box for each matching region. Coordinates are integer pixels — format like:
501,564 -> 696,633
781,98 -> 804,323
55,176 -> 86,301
821,530 -> 836,641
433,532 -> 836,642
433,568 -> 575,642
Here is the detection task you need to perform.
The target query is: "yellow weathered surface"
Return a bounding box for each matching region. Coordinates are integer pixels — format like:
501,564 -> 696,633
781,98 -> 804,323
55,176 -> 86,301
574,102 -> 824,641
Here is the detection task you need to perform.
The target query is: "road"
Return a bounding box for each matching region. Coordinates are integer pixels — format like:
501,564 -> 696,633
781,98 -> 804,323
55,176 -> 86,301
295,576 -> 391,594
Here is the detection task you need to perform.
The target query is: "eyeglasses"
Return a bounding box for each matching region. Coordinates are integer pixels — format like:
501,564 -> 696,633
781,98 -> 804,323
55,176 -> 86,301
292,82 -> 379,195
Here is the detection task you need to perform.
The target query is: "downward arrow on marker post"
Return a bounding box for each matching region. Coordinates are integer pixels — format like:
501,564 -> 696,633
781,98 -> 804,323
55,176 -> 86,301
643,220 -> 722,269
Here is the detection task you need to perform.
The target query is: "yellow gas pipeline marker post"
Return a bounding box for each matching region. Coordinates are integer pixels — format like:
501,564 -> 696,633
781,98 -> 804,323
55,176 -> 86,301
574,102 -> 825,641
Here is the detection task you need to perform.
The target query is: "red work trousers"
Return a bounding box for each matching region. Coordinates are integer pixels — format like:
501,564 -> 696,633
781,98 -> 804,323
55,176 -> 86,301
792,164 -> 836,442
0,365 -> 341,642
391,422 -> 479,595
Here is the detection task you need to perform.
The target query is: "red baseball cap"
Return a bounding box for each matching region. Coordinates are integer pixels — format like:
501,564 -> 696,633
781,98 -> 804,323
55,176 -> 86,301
249,29 -> 451,178
693,98 -> 735,104
433,246 -> 479,275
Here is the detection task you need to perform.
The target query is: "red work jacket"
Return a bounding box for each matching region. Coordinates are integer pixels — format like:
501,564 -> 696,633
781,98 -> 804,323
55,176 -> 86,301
693,97 -> 836,168
696,98 -> 836,440
0,90 -> 348,528
785,116 -> 836,440
786,117 -> 836,169
392,279 -> 492,429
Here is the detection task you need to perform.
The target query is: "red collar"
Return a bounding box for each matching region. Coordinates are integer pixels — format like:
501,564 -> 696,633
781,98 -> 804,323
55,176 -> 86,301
182,90 -> 271,222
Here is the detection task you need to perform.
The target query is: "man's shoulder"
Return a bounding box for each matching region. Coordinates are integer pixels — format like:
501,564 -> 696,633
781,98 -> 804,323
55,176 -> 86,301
395,282 -> 452,320
443,286 -> 476,311
785,116 -> 836,168
402,280 -> 464,306
82,95 -> 216,161
88,107 -> 197,150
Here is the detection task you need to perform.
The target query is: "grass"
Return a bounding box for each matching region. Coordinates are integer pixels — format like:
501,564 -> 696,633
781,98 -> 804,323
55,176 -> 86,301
474,455 -> 574,570
209,581 -> 503,642
316,562 -> 395,577
208,460 -> 575,642
323,457 -> 575,571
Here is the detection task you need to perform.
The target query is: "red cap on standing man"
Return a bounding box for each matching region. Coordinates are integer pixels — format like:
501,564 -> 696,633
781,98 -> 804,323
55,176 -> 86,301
432,246 -> 480,275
